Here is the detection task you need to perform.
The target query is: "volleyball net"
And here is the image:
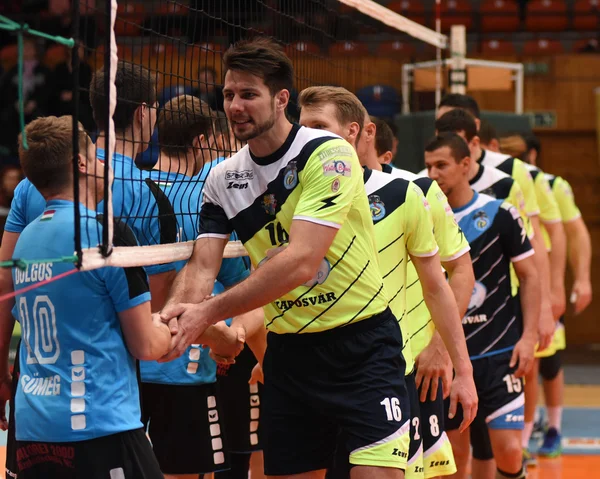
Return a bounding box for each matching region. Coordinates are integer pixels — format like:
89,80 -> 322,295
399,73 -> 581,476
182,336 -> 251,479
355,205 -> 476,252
4,0 -> 459,272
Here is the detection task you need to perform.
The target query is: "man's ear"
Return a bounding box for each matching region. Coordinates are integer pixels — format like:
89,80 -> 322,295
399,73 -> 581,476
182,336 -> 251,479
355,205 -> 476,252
488,138 -> 500,153
347,122 -> 361,144
382,151 -> 393,164
192,134 -> 208,150
135,102 -> 147,125
275,89 -> 290,112
77,153 -> 87,174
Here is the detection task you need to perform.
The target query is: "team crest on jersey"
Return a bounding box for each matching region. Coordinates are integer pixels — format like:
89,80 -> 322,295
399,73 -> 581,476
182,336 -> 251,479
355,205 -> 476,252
261,194 -> 277,215
368,194 -> 386,221
473,210 -> 489,231
468,281 -> 487,311
331,177 -> 341,193
283,161 -> 298,190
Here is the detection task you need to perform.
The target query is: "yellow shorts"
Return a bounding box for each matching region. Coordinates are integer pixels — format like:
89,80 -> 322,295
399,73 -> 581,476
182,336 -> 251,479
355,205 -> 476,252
423,432 -> 457,478
349,421 -> 411,469
534,322 -> 566,358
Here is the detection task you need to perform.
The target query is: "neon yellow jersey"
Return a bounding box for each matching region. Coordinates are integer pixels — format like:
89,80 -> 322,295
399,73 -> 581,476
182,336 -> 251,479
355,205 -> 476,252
479,149 -> 540,218
364,168 -> 439,374
382,165 -> 470,356
546,174 -> 581,223
198,125 -> 389,334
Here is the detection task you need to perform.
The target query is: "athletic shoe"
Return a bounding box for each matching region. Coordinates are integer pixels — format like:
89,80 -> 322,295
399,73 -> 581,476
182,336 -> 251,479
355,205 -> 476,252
537,427 -> 562,457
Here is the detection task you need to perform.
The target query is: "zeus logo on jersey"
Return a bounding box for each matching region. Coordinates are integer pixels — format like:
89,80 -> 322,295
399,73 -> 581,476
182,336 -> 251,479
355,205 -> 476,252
20,374 -> 61,396
227,182 -> 248,190
14,263 -> 53,285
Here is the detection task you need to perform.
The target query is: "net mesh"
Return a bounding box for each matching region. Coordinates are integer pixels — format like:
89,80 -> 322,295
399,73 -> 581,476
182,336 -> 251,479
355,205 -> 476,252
69,0 -> 448,270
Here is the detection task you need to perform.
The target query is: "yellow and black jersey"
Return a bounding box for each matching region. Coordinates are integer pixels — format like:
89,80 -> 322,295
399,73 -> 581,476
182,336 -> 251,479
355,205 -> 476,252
470,164 -> 533,238
479,149 -> 540,219
364,167 -> 438,374
382,164 -> 470,356
545,174 -> 581,223
198,124 -> 388,334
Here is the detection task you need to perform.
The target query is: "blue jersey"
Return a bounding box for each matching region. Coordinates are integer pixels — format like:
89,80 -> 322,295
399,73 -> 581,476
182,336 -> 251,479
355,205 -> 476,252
96,148 -> 177,276
12,200 -> 150,442
453,192 -> 534,360
140,160 -> 250,385
5,149 -> 178,262
4,178 -> 46,234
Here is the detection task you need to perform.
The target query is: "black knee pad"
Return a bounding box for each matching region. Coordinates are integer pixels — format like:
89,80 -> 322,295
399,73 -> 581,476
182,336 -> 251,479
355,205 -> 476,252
540,351 -> 562,381
470,417 -> 494,461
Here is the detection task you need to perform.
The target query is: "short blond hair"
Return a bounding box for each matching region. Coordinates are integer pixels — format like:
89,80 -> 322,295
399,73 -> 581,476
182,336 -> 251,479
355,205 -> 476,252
499,134 -> 527,158
298,86 -> 368,130
19,116 -> 89,196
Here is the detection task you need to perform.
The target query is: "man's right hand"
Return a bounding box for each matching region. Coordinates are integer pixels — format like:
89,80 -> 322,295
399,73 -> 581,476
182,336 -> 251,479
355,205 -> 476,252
415,334 -> 453,402
538,298 -> 555,352
447,371 -> 478,433
159,302 -> 213,362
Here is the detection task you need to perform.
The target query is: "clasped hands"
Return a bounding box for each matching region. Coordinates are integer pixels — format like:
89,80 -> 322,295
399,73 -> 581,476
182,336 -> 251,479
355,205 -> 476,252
155,296 -> 245,364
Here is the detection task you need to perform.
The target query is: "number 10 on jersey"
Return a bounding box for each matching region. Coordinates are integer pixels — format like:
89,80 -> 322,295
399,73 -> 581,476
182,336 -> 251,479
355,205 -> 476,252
18,295 -> 60,365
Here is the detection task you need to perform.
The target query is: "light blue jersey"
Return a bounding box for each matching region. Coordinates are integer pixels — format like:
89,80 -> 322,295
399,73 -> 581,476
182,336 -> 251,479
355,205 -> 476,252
13,200 -> 150,442
140,159 -> 250,385
96,148 -> 177,276
4,178 -> 46,234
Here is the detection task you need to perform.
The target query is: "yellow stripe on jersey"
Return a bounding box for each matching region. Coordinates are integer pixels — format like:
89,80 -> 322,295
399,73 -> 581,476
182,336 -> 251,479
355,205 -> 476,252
366,170 -> 438,374
246,138 -> 389,334
406,181 -> 469,357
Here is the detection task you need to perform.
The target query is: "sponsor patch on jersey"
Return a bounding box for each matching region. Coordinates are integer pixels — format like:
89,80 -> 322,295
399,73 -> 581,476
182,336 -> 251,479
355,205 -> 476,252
368,194 -> 386,221
473,210 -> 489,231
323,159 -> 351,177
225,170 -> 253,181
283,161 -> 298,190
261,194 -> 277,215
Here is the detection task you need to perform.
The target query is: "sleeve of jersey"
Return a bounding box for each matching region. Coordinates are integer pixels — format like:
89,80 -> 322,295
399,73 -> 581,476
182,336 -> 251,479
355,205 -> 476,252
102,221 -> 151,311
405,183 -> 439,257
535,174 -> 562,224
508,182 -> 534,239
216,257 -> 250,288
103,266 -> 151,312
554,177 -> 581,223
198,171 -> 234,239
426,181 -> 469,261
4,180 -> 29,233
293,138 -> 359,229
497,203 -> 535,263
514,161 -> 540,217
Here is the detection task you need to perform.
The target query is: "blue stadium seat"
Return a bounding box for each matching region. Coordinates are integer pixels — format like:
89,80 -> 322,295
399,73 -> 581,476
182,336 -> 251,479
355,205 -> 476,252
356,85 -> 401,119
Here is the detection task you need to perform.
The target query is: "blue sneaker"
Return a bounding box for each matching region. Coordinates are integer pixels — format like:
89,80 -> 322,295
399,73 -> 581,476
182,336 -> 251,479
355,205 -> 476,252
538,427 -> 562,457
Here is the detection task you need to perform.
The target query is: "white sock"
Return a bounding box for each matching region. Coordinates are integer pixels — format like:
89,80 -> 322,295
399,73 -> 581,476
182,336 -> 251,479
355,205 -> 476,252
547,406 -> 562,432
523,421 -> 534,448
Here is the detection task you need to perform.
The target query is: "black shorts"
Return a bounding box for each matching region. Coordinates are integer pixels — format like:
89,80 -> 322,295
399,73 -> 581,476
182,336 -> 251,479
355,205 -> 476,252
418,379 -> 446,454
6,339 -> 20,479
470,414 -> 494,461
262,309 -> 411,476
15,428 -> 161,479
446,351 -> 524,432
141,382 -> 230,474
406,372 -> 424,476
217,345 -> 262,453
